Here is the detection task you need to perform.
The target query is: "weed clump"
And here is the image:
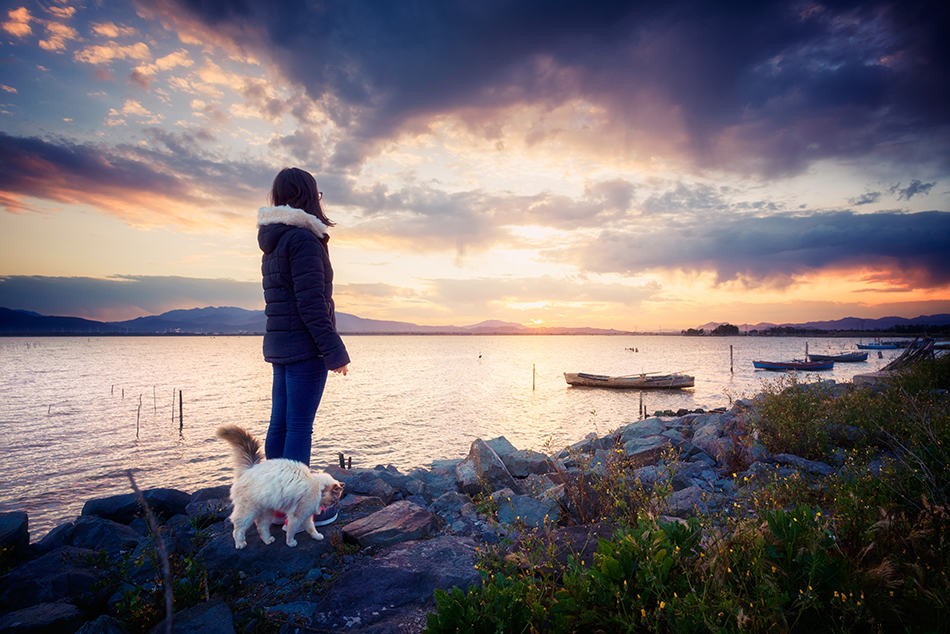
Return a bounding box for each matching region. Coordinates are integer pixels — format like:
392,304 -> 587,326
428,354 -> 950,632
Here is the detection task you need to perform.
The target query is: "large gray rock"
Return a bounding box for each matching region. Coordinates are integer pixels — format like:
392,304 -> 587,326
618,418 -> 668,441
342,500 -> 437,548
195,521 -> 333,579
0,601 -> 84,633
328,468 -> 398,504
150,599 -> 236,634
502,449 -> 556,478
76,614 -> 128,633
455,439 -> 519,496
82,488 -> 191,524
496,494 -> 561,529
0,546 -> 112,611
665,485 -> 712,518
772,453 -> 835,477
310,536 -> 479,632
0,511 -> 29,566
485,436 -> 518,458
623,435 -> 673,465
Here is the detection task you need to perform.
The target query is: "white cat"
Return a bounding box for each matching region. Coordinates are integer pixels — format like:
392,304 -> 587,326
216,425 -> 344,549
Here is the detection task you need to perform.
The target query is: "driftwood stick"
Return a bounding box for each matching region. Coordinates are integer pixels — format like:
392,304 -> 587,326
127,470 -> 173,634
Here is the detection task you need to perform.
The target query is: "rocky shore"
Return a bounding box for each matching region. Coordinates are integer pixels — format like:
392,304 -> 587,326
0,382 -> 862,633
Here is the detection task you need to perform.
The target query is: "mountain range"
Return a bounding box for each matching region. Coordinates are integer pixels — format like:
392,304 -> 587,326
0,306 -> 631,336
1,306 -> 948,336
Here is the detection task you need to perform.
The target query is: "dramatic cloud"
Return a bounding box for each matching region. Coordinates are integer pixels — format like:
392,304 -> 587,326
0,132 -> 270,225
147,0 -> 950,175
578,211 -> 950,287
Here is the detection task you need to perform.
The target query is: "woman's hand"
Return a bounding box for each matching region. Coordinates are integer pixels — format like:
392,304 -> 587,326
331,364 -> 349,376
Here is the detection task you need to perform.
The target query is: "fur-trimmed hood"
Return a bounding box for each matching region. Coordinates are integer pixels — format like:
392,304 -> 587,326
257,205 -> 329,239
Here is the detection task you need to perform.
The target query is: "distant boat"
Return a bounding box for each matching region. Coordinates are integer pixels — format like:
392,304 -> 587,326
856,343 -> 901,350
564,372 -> 695,389
753,359 -> 834,372
806,351 -> 868,362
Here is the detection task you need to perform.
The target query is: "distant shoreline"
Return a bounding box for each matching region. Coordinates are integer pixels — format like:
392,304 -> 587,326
0,330 -> 938,338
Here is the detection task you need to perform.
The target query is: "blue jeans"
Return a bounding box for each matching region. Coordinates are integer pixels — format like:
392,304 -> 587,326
265,356 -> 328,466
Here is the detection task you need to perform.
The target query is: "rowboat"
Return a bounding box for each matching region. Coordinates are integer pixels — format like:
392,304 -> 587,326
806,351 -> 868,362
752,360 -> 834,372
564,372 -> 695,389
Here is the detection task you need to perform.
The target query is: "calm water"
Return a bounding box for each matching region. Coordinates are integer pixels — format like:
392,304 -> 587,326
0,335 -> 901,539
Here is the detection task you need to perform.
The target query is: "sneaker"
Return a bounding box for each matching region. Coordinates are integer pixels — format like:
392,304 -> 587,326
313,503 -> 339,527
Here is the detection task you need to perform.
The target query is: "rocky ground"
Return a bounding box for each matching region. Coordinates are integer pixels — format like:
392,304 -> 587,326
0,382 -> 861,633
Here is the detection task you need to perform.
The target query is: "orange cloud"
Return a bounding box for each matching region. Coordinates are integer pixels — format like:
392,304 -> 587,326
91,22 -> 136,38
39,21 -> 78,51
2,7 -> 31,38
74,41 -> 150,64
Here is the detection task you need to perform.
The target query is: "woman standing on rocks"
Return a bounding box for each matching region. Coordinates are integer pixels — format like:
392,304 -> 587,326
257,167 -> 350,524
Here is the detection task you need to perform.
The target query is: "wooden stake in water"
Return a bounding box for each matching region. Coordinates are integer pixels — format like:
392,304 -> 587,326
639,391 -> 644,419
806,341 -> 809,357
532,364 -> 536,391
730,345 -> 734,374
178,390 -> 183,435
137,394 -> 142,440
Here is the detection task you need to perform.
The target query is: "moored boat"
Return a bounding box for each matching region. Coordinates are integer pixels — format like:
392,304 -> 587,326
752,359 -> 834,371
564,372 -> 695,389
856,342 -> 900,350
806,351 -> 868,362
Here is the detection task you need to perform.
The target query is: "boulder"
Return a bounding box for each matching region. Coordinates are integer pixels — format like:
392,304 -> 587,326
622,435 -> 672,465
82,488 -> 191,524
195,521 -> 333,579
502,449 -> 556,478
0,511 -> 29,566
342,500 -> 437,549
76,615 -> 128,633
0,546 -> 111,611
329,468 -> 398,504
310,536 -> 479,632
0,601 -> 84,633
665,485 -> 711,518
772,453 -> 835,477
485,436 -> 518,458
340,493 -> 387,520
149,599 -> 236,634
455,439 -> 518,496
64,515 -> 143,554
618,418 -> 668,441
496,494 -> 560,529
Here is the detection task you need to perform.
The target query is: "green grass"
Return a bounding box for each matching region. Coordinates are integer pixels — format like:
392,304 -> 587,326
427,354 -> 950,633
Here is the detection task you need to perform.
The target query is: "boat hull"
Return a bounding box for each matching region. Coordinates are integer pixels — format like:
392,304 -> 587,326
806,352 -> 868,362
564,372 -> 695,389
856,343 -> 900,350
753,360 -> 834,371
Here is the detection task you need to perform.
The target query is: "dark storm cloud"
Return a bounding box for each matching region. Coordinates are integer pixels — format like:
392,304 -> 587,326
0,131 -> 181,205
0,275 -> 262,319
578,210 -> 950,287
890,179 -> 935,200
850,191 -> 882,206
157,0 -> 950,175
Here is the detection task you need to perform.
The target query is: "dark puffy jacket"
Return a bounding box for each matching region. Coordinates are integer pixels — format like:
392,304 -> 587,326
257,205 -> 350,368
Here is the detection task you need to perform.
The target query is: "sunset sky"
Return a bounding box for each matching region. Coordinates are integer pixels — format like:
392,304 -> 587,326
1,0 -> 948,330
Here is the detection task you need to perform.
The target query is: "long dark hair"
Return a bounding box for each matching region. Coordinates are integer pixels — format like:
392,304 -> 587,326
270,167 -> 334,226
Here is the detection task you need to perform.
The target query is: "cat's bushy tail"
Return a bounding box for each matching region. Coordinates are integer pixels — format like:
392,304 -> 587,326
216,425 -> 264,475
